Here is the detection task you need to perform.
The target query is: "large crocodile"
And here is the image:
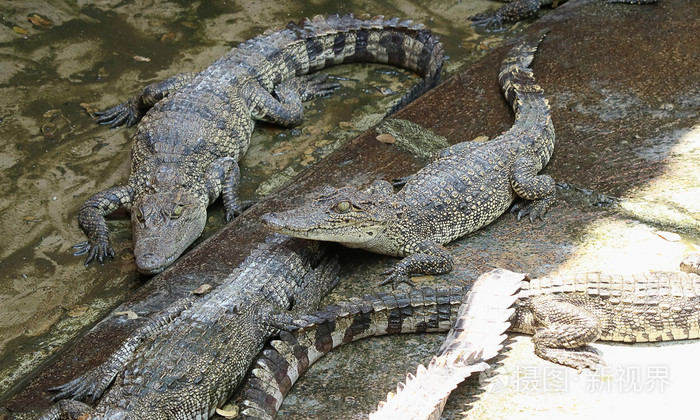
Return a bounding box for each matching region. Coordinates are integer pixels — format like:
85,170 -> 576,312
74,14 -> 444,274
470,0 -> 657,29
262,30 -> 555,288
238,262 -> 700,419
5,235 -> 338,419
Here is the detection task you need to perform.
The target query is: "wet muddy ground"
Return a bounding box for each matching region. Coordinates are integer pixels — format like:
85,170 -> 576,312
1,0 -> 699,418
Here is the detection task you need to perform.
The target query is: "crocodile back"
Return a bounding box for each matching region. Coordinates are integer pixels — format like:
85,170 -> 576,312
94,236 -> 338,418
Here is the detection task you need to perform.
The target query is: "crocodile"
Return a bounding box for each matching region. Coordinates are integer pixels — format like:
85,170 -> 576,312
74,14 -> 444,274
5,235 -> 338,420
237,263 -> 700,418
262,30 -> 555,288
470,0 -> 657,29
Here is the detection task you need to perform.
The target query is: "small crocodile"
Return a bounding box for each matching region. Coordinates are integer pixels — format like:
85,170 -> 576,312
74,14 -> 444,274
470,0 -> 657,29
262,30 -> 555,287
238,264 -> 700,418
6,235 -> 338,419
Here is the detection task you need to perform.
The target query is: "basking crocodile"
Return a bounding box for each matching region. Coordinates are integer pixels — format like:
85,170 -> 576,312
6,235 -> 338,419
74,14 -> 444,274
238,264 -> 700,418
470,0 -> 657,29
262,30 -> 555,287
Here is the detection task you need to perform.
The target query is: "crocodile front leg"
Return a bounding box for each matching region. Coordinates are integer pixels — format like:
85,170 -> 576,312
95,72 -> 197,128
74,186 -> 135,266
510,152 -> 556,221
3,400 -> 93,420
528,294 -> 604,372
206,157 -> 242,221
470,0 -> 541,29
381,240 -> 453,288
49,297 -> 196,403
250,74 -> 339,127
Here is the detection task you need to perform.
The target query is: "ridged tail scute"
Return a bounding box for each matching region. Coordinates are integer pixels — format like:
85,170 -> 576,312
498,28 -> 549,114
370,269 -> 523,420
241,14 -> 444,113
238,287 -> 465,419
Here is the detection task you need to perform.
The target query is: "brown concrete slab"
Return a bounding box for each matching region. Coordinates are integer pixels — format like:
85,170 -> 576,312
5,0 -> 699,416
268,0 -> 700,418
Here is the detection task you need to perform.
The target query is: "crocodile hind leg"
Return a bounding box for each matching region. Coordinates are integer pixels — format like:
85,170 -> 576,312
49,298 -> 196,403
250,75 -> 340,127
381,240 -> 453,288
510,152 -> 556,221
74,186 -> 135,266
205,157 -> 243,222
528,294 -> 604,372
95,72 -> 198,128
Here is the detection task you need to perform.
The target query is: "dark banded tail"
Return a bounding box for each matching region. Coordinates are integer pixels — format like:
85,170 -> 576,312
242,14 -> 444,114
238,286 -> 466,419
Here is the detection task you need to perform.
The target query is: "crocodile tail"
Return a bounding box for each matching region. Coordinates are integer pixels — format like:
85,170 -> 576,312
238,286 -> 466,419
240,14 -> 444,111
498,28 -> 550,115
370,269 -> 523,420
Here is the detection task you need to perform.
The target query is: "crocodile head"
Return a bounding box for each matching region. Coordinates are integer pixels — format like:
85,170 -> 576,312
131,189 -> 207,275
262,185 -> 403,248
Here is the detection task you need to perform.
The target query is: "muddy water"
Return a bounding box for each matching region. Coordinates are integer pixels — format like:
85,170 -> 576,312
0,0 -> 524,399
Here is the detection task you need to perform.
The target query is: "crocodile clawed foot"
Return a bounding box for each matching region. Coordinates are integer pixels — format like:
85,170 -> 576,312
224,203 -> 243,223
73,240 -> 115,266
511,201 -> 549,222
294,74 -> 341,101
49,370 -> 109,403
392,175 -> 413,189
94,98 -> 142,128
537,345 -> 604,373
469,13 -> 504,32
380,268 -> 416,289
680,252 -> 700,276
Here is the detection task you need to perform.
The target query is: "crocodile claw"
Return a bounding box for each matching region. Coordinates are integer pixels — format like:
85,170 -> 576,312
73,240 -> 115,266
94,98 -> 142,128
680,252 -> 700,276
511,201 -> 549,222
380,268 -> 416,289
551,345 -> 604,373
294,74 -> 341,101
49,365 -> 115,403
469,13 -> 505,31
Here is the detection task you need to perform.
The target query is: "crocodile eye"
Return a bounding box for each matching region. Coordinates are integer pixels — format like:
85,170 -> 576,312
134,208 -> 145,222
171,203 -> 185,219
334,201 -> 350,213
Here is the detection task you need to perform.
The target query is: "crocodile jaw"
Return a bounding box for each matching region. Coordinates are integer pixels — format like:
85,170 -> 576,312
131,192 -> 207,275
261,200 -> 396,247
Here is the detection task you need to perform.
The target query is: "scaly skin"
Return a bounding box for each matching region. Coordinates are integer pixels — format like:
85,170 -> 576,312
262,30 -> 555,287
239,262 -> 700,419
74,14 -> 444,274
8,235 -> 338,420
470,0 -> 657,30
